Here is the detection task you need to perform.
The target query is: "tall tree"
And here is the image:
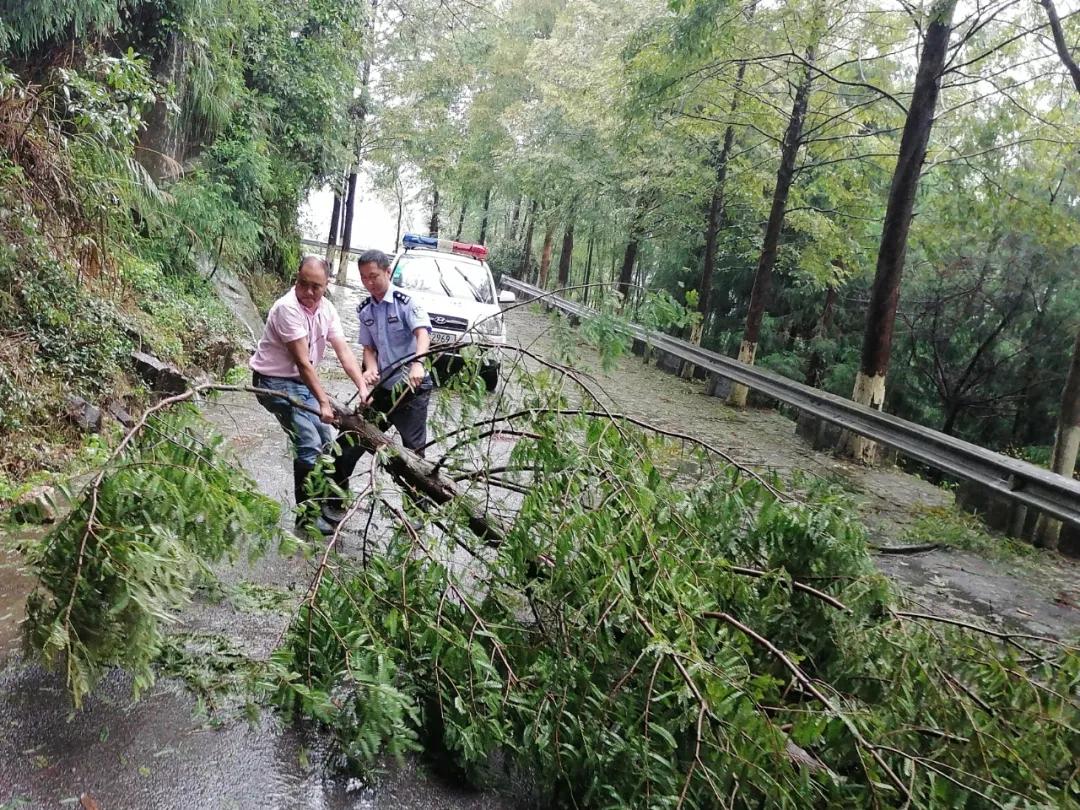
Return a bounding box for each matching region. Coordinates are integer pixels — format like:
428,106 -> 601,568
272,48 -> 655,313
454,198 -> 467,239
729,49 -> 816,408
1034,329 -> 1080,550
518,199 -> 538,279
429,186 -> 440,237
697,62 -> 745,328
338,0 -> 379,286
1033,0 -> 1080,550
509,196 -> 523,242
844,0 -> 958,463
538,220 -> 556,288
693,0 -> 757,334
325,182 -> 342,266
478,187 -> 492,244
581,226 -> 595,306
617,197 -> 652,304
557,212 -> 575,289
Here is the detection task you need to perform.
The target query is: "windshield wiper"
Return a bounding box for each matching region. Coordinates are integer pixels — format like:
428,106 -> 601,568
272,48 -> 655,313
432,261 -> 454,297
453,266 -> 485,303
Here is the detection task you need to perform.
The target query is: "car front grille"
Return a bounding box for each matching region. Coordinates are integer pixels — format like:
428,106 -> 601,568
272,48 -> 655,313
428,313 -> 469,332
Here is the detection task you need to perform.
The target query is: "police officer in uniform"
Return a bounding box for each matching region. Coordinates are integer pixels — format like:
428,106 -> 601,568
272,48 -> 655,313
356,249 -> 434,456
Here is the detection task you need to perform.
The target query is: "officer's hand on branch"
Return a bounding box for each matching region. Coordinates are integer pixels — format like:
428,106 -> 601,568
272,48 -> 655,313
362,367 -> 380,387
408,361 -> 425,390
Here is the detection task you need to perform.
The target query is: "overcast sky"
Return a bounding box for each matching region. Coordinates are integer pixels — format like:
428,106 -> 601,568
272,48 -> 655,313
298,165 -> 426,254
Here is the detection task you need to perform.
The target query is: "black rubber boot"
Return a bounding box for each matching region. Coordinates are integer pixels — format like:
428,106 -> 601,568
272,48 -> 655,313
293,460 -> 314,509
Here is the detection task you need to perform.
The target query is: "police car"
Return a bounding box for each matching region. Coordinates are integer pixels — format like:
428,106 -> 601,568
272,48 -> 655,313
387,234 -> 515,391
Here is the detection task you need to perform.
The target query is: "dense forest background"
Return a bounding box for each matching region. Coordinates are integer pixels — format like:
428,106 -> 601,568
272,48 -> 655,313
345,0 -> 1080,470
1,0 -> 1078,481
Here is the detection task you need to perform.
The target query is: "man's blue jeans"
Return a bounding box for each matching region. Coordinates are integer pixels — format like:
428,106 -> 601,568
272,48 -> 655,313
252,371 -> 332,465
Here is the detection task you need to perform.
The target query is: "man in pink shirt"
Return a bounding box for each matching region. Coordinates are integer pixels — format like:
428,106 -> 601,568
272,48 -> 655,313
249,256 -> 369,534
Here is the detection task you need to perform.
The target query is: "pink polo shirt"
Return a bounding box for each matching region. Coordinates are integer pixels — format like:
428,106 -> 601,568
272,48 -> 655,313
249,288 -> 344,378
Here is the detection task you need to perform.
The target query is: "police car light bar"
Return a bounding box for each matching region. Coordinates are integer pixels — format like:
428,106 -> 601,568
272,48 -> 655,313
402,233 -> 488,260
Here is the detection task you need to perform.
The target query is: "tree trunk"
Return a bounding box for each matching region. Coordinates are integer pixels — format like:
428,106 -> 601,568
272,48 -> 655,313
581,228 -> 595,307
1040,0 -> 1080,93
1029,0 -> 1080,549
429,186 -> 440,237
394,194 -> 403,252
518,200 -> 538,279
557,217 -> 575,289
509,196 -> 523,241
698,60 -> 747,323
617,238 -> 640,304
538,221 -> 556,288
326,174 -> 343,271
454,198 -> 467,239
337,0 -> 378,286
729,50 -> 815,408
338,179 -> 349,245
844,0 -> 957,463
331,403 -> 506,545
326,191 -> 341,252
339,168 -> 359,282
1034,329 -> 1080,550
617,201 -> 649,306
941,401 -> 963,437
610,237 -> 618,287
804,285 -> 837,389
479,187 -> 491,244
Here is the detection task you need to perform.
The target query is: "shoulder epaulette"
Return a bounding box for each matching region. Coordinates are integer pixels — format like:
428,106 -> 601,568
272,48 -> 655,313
357,297 -> 373,312
392,290 -> 411,305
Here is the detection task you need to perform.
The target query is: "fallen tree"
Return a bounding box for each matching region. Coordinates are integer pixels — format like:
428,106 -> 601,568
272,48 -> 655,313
19,347 -> 1080,808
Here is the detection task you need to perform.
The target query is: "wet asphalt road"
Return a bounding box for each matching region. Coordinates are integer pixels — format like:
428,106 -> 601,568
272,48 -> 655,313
0,279 -> 532,810
2,278 -> 1077,808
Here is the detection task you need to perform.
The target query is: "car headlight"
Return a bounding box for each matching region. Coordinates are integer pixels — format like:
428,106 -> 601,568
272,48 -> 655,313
474,315 -> 504,337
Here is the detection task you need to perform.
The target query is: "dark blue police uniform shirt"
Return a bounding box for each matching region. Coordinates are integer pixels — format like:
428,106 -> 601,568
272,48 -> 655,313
357,284 -> 432,390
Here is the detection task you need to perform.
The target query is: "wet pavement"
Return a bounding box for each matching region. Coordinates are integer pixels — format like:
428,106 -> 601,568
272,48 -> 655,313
2,278 -> 1077,808
0,277 -> 533,810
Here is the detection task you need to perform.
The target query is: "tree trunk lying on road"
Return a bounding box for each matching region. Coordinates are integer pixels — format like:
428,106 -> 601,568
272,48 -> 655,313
329,400 -> 508,546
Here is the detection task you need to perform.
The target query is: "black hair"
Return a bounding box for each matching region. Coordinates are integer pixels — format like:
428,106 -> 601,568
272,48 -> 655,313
357,249 -> 391,271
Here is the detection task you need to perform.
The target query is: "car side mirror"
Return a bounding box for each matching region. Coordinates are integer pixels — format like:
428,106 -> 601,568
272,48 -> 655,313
498,290 -> 517,305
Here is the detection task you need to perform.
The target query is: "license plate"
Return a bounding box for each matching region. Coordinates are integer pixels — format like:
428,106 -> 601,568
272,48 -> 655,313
430,331 -> 456,345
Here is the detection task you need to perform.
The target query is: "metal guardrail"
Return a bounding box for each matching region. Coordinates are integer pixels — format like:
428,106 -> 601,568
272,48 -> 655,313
502,277 -> 1080,529
300,238 -> 364,257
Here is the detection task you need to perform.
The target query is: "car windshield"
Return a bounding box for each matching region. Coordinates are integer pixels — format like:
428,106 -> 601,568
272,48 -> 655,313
392,254 -> 495,304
